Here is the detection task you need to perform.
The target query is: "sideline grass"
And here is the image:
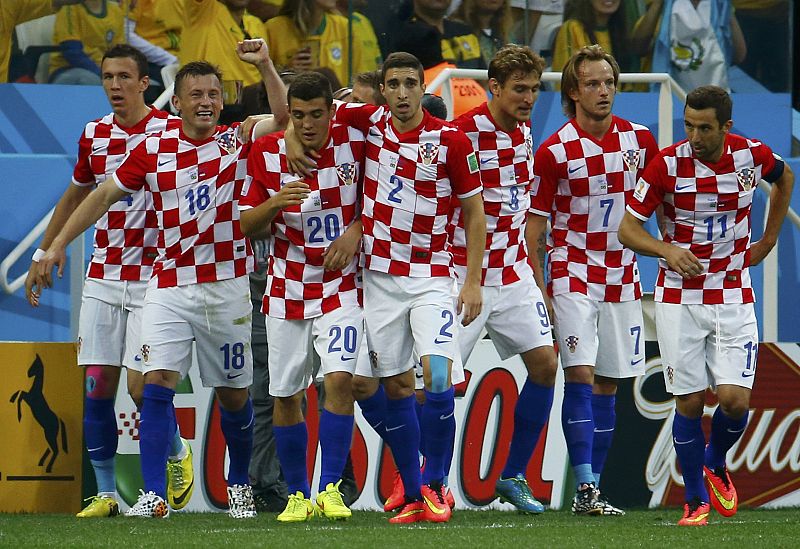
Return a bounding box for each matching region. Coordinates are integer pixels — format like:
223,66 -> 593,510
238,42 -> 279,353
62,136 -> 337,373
1,508 -> 798,548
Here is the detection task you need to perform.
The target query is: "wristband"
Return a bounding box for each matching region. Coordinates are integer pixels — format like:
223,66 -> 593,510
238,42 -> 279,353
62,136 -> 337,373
32,248 -> 46,262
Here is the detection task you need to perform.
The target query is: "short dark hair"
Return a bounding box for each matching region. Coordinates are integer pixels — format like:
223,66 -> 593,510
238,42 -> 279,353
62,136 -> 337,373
287,71 -> 333,107
488,44 -> 545,86
685,85 -> 732,126
421,93 -> 447,119
102,44 -> 148,79
174,61 -> 223,95
381,52 -> 425,86
560,44 -> 620,118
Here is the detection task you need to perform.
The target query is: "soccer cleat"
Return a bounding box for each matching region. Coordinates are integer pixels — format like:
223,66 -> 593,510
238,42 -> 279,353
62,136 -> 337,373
444,485 -> 455,510
253,490 -> 288,513
125,490 -> 170,518
227,484 -> 257,519
704,464 -> 738,517
76,495 -> 120,518
167,438 -> 195,510
421,481 -> 452,522
678,497 -> 710,526
384,469 -> 406,512
595,490 -> 625,516
316,480 -> 352,520
277,491 -> 315,523
388,499 -> 425,524
495,474 -> 545,514
571,483 -> 604,516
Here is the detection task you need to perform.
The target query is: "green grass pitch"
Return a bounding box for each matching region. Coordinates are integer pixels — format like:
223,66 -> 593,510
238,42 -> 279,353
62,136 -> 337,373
1,508 -> 799,548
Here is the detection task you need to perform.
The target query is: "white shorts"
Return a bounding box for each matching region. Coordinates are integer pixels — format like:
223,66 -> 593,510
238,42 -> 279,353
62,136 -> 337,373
457,278 -> 553,363
552,293 -> 645,379
78,278 -> 146,371
363,270 -> 457,378
267,304 -> 364,397
655,302 -> 759,395
141,276 -> 253,388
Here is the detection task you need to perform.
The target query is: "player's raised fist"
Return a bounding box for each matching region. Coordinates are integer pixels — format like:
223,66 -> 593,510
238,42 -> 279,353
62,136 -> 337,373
237,39 -> 271,67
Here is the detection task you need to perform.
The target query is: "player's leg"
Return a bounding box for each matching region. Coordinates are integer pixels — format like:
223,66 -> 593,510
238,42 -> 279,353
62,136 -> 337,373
703,303 -> 758,518
488,281 -> 556,513
553,293 -> 603,514
656,302 -> 712,526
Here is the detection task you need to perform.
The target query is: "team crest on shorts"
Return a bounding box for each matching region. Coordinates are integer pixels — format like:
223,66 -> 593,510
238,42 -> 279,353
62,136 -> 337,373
369,350 -> 379,370
623,149 -> 641,172
564,335 -> 579,353
336,162 -> 357,185
737,167 -> 755,192
419,142 -> 439,166
217,128 -> 238,154
140,344 -> 151,363
667,365 -> 674,385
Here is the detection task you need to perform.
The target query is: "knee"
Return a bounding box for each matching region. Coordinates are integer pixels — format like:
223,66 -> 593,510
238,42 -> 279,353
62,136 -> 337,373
84,366 -> 118,400
216,387 -> 251,412
675,392 -> 705,418
352,375 -> 379,401
564,365 -> 594,385
425,355 -> 451,393
524,347 -> 558,386
593,376 -> 618,396
383,375 -> 414,400
718,399 -> 749,420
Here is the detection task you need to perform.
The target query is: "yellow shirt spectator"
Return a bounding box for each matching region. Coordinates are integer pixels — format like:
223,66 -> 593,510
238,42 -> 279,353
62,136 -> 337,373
129,0 -> 183,56
551,19 -> 611,73
182,0 -> 267,86
1,0 -> 58,82
350,11 -> 381,74
49,0 -> 126,78
265,12 -> 362,87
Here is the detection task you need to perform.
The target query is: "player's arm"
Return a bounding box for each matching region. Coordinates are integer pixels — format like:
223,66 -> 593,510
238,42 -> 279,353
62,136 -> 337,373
524,212 -> 553,319
240,182 -> 311,236
618,212 -> 702,279
38,179 -> 129,287
322,219 -> 362,271
236,39 -> 289,135
25,182 -> 92,306
458,192 -> 486,326
750,160 -> 794,266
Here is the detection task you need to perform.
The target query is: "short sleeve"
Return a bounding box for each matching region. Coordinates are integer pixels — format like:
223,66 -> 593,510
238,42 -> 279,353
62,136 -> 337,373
627,155 -> 668,221
530,145 -> 559,216
240,136 -> 279,210
334,102 -> 380,134
445,130 -> 481,199
72,131 -> 95,186
112,140 -> 152,193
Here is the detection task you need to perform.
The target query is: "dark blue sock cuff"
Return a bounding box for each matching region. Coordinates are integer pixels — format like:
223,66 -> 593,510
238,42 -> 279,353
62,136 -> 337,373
424,386 -> 454,402
143,383 -> 175,402
386,393 -> 416,411
358,384 -> 386,409
591,393 -> 616,409
220,398 -> 254,424
517,380 -> 554,423
321,409 -> 355,431
85,396 -> 115,414
564,382 -> 592,398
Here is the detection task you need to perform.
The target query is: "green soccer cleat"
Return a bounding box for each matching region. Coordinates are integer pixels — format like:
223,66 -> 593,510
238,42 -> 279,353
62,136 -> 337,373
167,438 -> 195,510
76,495 -> 120,518
315,480 -> 352,520
277,492 -> 315,523
495,474 -> 545,514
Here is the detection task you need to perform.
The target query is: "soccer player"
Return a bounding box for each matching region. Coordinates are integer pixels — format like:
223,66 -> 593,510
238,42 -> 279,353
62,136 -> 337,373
619,85 -> 794,526
451,44 -> 558,514
25,44 -> 193,518
528,44 -> 659,515
38,38 -> 289,519
239,71 -> 365,522
292,51 -> 486,524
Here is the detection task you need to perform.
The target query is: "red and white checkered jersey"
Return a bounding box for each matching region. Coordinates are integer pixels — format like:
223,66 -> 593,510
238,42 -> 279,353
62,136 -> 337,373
113,124 -> 254,288
450,102 -> 535,286
627,133 -> 782,304
240,124 -> 365,320
531,116 -> 658,301
72,108 -> 180,281
335,103 -> 482,278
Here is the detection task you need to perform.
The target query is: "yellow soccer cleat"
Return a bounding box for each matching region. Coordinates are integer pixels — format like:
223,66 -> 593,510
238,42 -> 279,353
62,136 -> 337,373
315,480 -> 352,520
277,492 -> 315,523
76,495 -> 120,518
167,438 -> 195,510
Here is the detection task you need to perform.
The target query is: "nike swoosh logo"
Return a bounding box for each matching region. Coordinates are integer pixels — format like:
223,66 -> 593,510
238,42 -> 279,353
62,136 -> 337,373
594,428 -> 614,433
568,166 -> 583,173
726,427 -> 746,434
414,371 -> 424,379
92,145 -> 103,152
422,495 -> 447,515
134,355 -> 142,362
439,412 -> 455,420
630,358 -> 644,366
675,184 -> 693,191
87,446 -> 104,452
158,159 -> 173,166
171,478 -> 194,506
226,373 -> 243,379
242,413 -> 255,430
741,371 -> 755,378
708,484 -> 735,510
673,438 -> 695,445
341,356 -> 355,361
385,424 -> 405,432
480,157 -> 498,165
539,330 -> 550,336
433,337 -> 450,344
567,418 -> 590,424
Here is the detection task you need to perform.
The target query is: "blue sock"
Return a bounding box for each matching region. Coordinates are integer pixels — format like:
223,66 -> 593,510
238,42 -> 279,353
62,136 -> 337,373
84,396 -> 118,494
383,394 -> 422,499
502,379 -> 554,479
357,384 -> 387,439
274,422 -> 310,497
591,393 -> 616,487
421,387 -> 455,485
139,384 -> 176,498
705,407 -> 748,470
219,398 -> 254,487
319,410 -> 354,488
561,382 -> 595,486
414,397 -> 425,458
673,411 -> 709,502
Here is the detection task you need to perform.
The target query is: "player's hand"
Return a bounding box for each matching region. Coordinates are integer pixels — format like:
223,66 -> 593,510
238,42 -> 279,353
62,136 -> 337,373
37,246 -> 67,289
322,225 -> 361,271
290,48 -> 314,72
663,245 -> 703,279
285,135 -> 319,178
748,237 -> 776,266
270,180 -> 310,210
457,281 -> 482,326
236,38 -> 271,67
238,115 -> 270,144
24,261 -> 44,307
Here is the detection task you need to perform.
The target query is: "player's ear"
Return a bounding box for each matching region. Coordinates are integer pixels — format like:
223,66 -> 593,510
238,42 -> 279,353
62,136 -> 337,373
171,94 -> 180,113
140,75 -> 150,93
